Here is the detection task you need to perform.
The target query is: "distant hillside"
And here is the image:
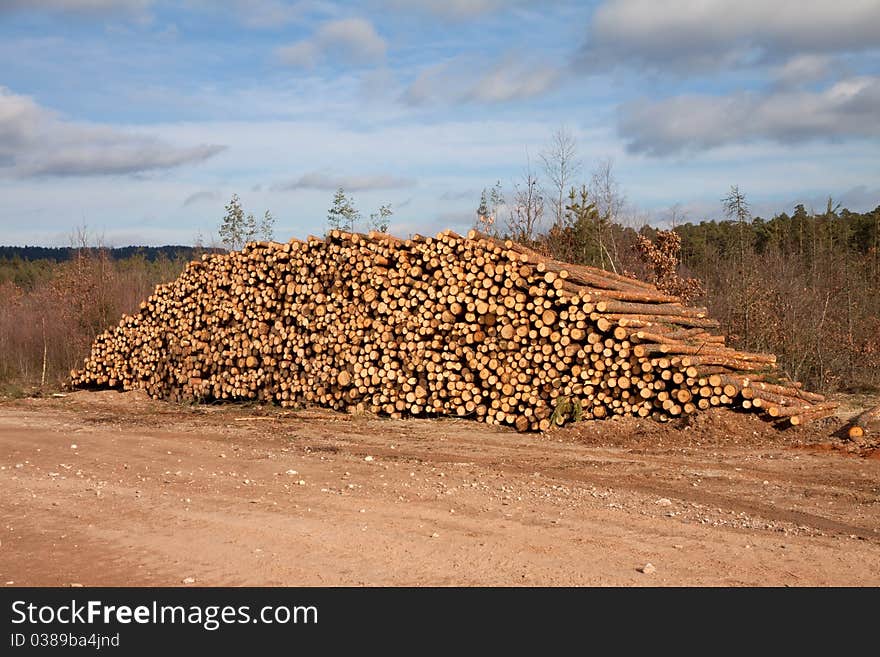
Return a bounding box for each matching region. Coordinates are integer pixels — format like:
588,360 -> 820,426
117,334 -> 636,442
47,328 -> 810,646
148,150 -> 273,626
0,245 -> 223,263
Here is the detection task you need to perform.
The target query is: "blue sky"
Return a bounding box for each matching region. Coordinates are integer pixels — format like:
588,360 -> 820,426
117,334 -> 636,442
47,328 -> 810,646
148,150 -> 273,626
1,0 -> 878,246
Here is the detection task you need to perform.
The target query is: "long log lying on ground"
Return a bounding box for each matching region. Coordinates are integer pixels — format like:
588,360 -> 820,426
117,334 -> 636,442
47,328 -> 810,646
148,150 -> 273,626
70,229 -> 833,430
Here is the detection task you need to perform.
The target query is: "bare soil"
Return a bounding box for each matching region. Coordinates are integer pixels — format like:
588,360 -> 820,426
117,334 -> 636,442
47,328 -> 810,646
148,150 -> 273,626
1,390 -> 878,586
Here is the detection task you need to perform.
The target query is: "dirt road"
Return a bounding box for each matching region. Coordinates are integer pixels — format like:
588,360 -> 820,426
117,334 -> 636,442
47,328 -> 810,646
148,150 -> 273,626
1,391 -> 878,586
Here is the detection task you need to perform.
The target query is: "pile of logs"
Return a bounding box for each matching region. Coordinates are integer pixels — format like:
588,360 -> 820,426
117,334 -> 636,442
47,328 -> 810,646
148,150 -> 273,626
70,229 -> 836,431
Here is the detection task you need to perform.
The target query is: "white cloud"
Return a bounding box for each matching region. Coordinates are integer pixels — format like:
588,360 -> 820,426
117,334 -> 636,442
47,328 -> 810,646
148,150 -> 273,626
271,171 -> 416,192
382,0 -> 552,20
359,67 -> 399,101
582,0 -> 880,71
166,1 -> 337,29
277,41 -> 319,67
182,190 -> 221,207
0,0 -> 153,20
234,0 -> 302,28
403,55 -> 561,105
277,17 -> 386,67
401,61 -> 451,106
465,58 -> 561,103
772,54 -> 835,88
619,76 -> 880,155
0,86 -> 225,177
383,0 -> 504,19
834,185 -> 880,212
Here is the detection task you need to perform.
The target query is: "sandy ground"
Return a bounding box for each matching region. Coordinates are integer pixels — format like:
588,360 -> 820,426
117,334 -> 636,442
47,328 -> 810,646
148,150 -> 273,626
0,390 -> 878,587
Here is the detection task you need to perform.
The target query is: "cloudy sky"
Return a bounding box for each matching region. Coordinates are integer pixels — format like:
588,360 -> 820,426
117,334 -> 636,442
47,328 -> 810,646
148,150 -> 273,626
1,0 -> 878,246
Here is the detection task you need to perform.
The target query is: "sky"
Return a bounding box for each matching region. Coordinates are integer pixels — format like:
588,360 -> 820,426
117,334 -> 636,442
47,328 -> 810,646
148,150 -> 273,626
0,0 -> 878,247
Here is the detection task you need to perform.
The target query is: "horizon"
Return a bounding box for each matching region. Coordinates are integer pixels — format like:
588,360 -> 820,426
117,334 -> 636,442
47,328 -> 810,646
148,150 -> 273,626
1,198 -> 879,250
1,1 -> 879,247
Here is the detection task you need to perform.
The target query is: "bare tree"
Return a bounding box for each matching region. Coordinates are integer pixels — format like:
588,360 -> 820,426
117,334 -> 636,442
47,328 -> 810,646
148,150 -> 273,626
588,157 -> 626,272
722,185 -> 750,222
667,203 -> 687,229
244,212 -> 257,243
590,157 -> 625,226
507,160 -> 544,243
219,194 -> 246,250
259,210 -> 275,241
369,204 -> 393,233
540,126 -> 580,229
327,187 -> 360,233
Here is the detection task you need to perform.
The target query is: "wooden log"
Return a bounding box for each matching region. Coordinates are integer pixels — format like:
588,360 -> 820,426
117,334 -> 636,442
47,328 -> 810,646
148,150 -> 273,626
744,380 -> 825,403
847,403 -> 880,440
680,355 -> 775,371
787,402 -> 840,426
608,314 -> 721,329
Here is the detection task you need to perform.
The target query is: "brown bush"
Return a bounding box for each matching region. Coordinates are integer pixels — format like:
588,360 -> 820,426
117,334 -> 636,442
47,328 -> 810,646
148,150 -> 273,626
0,250 -> 186,390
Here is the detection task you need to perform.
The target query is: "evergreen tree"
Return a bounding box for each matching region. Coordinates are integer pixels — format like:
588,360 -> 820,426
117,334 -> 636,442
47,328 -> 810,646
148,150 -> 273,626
565,185 -> 602,266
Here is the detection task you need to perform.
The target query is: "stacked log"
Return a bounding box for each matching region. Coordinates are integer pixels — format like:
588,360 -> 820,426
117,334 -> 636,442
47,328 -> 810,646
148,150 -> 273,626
70,229 -> 834,431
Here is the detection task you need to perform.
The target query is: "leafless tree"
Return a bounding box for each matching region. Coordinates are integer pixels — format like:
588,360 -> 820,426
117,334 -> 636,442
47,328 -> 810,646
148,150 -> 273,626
540,126 -> 580,229
667,203 -> 687,229
507,158 -> 544,243
590,157 -> 625,226
588,157 -> 626,272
